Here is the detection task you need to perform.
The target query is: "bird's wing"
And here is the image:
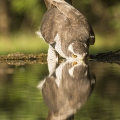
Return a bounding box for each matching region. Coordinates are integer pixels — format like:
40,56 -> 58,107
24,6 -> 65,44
49,0 -> 83,22
40,8 -> 58,44
49,0 -> 91,43
51,0 -> 95,45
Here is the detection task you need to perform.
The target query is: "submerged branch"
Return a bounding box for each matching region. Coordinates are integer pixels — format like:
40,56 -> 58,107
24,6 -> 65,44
0,52 -> 47,65
0,50 -> 120,65
89,49 -> 120,64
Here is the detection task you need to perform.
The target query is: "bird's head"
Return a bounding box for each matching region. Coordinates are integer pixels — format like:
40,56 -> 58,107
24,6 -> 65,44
68,40 -> 89,60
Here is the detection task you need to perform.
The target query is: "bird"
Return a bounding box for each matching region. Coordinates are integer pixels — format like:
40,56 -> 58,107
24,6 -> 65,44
38,60 -> 96,120
36,0 -> 95,60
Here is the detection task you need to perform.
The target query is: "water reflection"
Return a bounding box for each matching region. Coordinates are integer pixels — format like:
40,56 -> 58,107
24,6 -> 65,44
38,60 -> 96,120
1,60 -> 120,119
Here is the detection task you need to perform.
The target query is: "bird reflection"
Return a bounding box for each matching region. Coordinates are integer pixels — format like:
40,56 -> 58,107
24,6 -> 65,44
38,60 -> 96,120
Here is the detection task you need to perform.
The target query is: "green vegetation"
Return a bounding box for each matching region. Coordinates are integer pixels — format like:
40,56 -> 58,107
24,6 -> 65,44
0,0 -> 120,54
0,64 -> 49,120
0,33 -> 120,55
0,34 -> 48,55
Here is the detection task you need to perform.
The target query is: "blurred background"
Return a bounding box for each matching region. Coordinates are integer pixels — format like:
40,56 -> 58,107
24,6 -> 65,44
0,1 -> 120,119
0,0 -> 120,55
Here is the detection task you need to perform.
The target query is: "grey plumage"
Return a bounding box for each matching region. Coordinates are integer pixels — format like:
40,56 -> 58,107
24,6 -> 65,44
37,0 -> 95,59
38,60 -> 96,120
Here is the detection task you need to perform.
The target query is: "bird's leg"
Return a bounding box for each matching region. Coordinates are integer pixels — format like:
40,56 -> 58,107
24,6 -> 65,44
47,45 -> 58,76
47,44 -> 58,61
37,45 -> 58,89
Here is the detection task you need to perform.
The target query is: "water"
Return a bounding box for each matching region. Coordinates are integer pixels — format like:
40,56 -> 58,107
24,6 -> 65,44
0,60 -> 120,120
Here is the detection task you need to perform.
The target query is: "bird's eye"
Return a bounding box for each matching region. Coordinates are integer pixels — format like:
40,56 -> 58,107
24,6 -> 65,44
72,54 -> 77,58
72,61 -> 77,66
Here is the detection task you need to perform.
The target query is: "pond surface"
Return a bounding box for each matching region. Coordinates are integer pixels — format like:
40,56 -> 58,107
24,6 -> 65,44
0,60 -> 120,120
